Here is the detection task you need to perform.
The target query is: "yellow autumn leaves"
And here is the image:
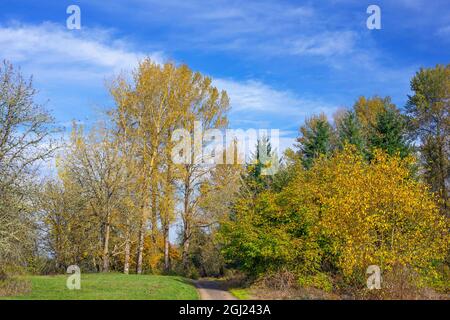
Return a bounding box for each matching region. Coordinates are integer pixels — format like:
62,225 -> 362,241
287,145 -> 448,278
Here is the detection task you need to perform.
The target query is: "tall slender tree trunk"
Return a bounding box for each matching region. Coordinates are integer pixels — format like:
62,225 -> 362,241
182,227 -> 190,271
136,207 -> 146,274
437,137 -> 448,213
164,224 -> 170,272
137,149 -> 159,273
102,210 -> 111,272
432,125 -> 448,214
181,171 -> 191,271
182,208 -> 191,271
123,221 -> 131,274
150,181 -> 158,246
163,149 -> 172,273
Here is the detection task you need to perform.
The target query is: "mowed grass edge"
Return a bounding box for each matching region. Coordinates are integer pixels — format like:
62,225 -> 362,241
0,273 -> 199,300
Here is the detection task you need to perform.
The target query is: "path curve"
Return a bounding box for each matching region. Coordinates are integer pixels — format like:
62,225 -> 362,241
194,279 -> 237,300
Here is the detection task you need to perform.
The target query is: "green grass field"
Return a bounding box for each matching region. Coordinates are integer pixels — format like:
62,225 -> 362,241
1,273 -> 199,300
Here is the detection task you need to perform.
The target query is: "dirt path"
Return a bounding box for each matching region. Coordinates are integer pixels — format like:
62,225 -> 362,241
194,279 -> 238,300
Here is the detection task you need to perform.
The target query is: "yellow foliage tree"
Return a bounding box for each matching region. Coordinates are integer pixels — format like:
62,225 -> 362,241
287,145 -> 448,278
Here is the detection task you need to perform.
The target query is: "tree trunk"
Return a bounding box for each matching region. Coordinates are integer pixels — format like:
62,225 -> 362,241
182,222 -> 190,271
124,223 -> 131,274
102,211 -> 111,272
181,170 -> 191,271
136,209 -> 146,274
163,224 -> 170,272
163,150 -> 172,273
437,137 -> 448,213
182,237 -> 190,271
150,181 -> 158,246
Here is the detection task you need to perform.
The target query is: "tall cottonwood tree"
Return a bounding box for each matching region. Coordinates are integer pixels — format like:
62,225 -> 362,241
110,60 -> 229,273
111,61 -> 176,274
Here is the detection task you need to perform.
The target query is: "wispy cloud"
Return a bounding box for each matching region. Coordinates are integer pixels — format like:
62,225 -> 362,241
214,78 -> 339,128
289,31 -> 356,57
437,25 -> 450,38
0,22 -> 164,82
0,22 -> 166,127
95,0 -> 316,54
0,20 -> 332,143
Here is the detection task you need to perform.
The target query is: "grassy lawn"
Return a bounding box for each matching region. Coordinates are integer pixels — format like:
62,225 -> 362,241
229,288 -> 251,300
1,273 -> 199,300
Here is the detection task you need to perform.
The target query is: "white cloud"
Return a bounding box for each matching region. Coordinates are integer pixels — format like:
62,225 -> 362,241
290,31 -> 356,57
213,77 -> 338,154
214,78 -> 338,118
0,21 -> 340,153
0,22 -> 164,82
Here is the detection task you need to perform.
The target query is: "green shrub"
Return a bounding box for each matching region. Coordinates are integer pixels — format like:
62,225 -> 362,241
298,273 -> 333,293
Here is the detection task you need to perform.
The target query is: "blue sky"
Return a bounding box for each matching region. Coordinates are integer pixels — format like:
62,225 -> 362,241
1,0 -> 449,151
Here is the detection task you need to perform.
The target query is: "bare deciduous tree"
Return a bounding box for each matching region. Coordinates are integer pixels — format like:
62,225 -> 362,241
0,60 -> 57,272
